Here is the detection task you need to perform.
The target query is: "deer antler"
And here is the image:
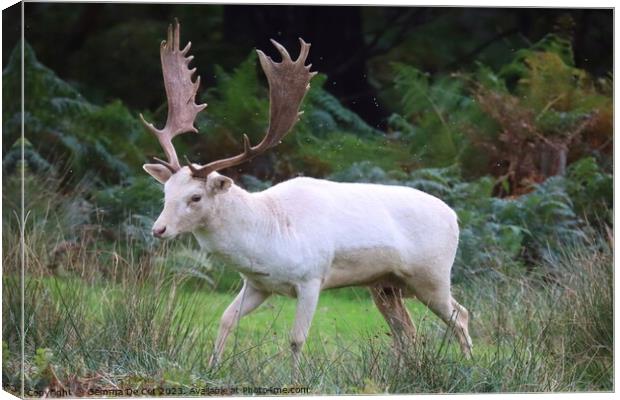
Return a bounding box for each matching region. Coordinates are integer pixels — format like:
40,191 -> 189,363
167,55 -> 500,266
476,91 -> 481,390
187,38 -> 316,178
140,19 -> 207,173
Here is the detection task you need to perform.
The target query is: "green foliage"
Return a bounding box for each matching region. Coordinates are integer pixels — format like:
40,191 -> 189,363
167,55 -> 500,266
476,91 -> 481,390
500,34 -> 575,86
329,160 -> 401,183
564,157 -> 612,224
473,34 -> 611,182
504,34 -> 610,135
386,34 -> 612,186
3,138 -> 55,175
239,174 -> 272,192
454,174 -> 591,272
198,55 -> 378,163
296,131 -> 409,175
2,163 -> 93,250
390,63 -> 496,169
202,56 -> 384,145
155,246 -> 215,287
202,51 -> 269,145
290,74 -> 407,175
89,175 -> 168,250
196,54 -> 395,177
303,74 -> 383,137
91,175 -> 162,224
3,42 -> 145,184
391,64 -> 461,166
34,348 -> 54,376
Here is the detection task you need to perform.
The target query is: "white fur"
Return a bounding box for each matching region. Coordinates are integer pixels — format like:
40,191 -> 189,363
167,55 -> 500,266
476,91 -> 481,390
146,166 -> 473,369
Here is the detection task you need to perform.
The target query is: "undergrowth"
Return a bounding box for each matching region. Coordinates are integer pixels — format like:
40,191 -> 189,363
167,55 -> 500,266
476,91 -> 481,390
2,225 -> 612,395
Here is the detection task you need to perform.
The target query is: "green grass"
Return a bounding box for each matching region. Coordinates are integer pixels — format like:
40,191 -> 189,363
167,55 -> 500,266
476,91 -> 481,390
3,237 -> 612,395
42,274 -> 435,358
2,201 -> 613,395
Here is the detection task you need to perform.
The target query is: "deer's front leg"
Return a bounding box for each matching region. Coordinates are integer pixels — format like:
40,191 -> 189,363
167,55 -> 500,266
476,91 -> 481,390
290,280 -> 321,379
209,281 -> 270,368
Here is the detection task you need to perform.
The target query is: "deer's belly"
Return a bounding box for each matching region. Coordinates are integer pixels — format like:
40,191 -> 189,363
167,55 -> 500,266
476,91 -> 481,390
242,272 -> 298,297
321,246 -> 405,290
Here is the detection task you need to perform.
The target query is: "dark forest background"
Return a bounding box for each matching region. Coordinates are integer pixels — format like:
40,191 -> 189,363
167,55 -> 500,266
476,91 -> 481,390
3,5 -> 613,130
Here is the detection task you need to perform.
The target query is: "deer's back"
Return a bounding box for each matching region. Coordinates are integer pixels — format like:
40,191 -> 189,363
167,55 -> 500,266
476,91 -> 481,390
262,177 -> 459,254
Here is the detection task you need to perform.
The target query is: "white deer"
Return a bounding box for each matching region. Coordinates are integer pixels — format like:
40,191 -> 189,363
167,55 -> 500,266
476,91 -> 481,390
141,21 -> 473,372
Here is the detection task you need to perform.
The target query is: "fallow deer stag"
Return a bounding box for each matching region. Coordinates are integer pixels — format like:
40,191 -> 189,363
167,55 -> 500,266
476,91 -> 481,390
141,20 -> 473,373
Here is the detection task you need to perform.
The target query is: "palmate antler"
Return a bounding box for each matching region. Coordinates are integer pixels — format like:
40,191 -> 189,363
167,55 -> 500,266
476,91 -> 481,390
143,20 -> 316,178
141,19 -> 207,173
187,38 -> 317,178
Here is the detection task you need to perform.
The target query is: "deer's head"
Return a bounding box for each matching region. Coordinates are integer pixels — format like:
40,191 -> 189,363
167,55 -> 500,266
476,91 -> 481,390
141,20 -> 316,239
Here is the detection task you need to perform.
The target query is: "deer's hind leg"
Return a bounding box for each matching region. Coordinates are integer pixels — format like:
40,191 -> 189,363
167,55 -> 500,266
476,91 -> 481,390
370,286 -> 417,354
408,275 -> 473,358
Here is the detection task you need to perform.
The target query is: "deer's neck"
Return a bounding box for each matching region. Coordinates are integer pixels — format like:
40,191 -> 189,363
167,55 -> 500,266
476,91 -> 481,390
192,186 -> 287,274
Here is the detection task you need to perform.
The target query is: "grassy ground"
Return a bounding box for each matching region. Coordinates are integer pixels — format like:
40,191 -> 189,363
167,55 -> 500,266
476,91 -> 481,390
1,197 -> 613,396
2,233 -> 613,396
50,275 -> 432,353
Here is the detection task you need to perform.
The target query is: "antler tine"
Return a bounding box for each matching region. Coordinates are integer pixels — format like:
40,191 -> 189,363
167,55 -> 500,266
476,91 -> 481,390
270,39 -> 292,62
151,156 -> 177,174
172,17 -> 180,49
296,38 -> 310,63
188,38 -> 316,178
141,19 -> 207,172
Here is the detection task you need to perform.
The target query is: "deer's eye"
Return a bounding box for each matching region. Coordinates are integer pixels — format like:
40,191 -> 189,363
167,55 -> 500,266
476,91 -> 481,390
190,194 -> 202,203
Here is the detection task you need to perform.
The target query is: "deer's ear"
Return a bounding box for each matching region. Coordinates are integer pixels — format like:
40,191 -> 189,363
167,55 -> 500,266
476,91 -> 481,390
143,163 -> 173,184
207,175 -> 232,194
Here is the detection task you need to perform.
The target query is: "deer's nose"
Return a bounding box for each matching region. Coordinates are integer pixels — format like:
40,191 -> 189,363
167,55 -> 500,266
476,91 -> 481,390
152,226 -> 167,238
